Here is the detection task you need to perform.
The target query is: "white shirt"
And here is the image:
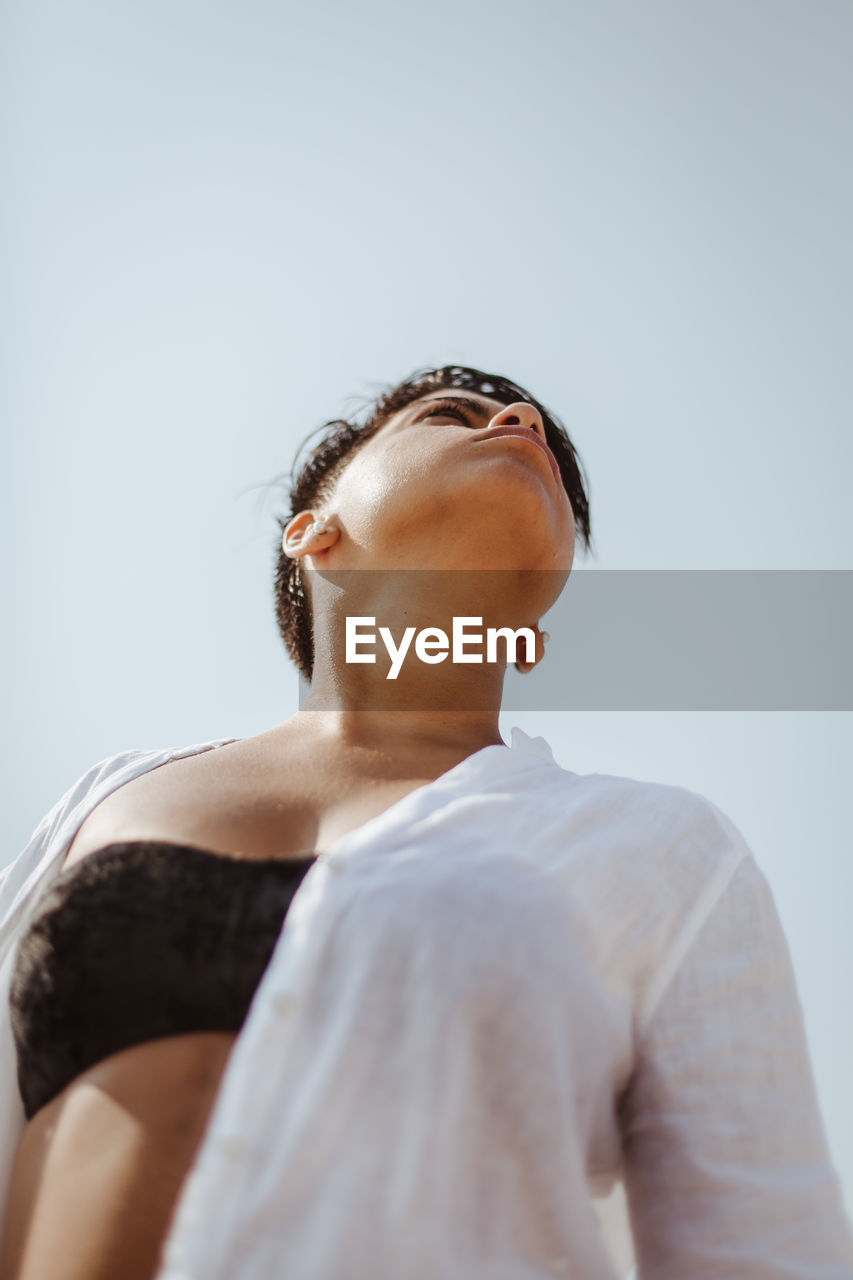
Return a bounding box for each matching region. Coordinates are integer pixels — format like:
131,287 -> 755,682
1,726 -> 851,1279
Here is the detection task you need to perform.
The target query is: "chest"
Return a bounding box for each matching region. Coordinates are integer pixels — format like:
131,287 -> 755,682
62,741 -> 438,868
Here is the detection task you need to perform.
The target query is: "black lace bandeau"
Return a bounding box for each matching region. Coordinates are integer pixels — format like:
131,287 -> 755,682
9,840 -> 318,1120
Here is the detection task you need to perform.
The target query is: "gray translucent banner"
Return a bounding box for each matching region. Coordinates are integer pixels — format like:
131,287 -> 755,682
296,570 -> 853,711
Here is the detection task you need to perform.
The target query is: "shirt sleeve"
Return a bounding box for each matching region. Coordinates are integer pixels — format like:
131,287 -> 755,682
618,852 -> 853,1279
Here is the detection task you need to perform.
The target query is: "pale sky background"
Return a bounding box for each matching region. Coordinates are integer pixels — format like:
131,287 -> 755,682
2,0 -> 851,1229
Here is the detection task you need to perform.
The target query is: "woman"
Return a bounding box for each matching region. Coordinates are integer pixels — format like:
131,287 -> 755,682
0,364 -> 851,1280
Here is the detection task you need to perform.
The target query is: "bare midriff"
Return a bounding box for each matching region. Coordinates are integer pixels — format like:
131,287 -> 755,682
0,1031 -> 237,1280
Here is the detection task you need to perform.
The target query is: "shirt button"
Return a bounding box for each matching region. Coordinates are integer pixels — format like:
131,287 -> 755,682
270,990 -> 297,1015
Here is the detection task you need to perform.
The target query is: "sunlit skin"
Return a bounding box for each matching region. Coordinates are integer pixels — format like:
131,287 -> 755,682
285,390 -> 576,747
0,390 -> 578,1280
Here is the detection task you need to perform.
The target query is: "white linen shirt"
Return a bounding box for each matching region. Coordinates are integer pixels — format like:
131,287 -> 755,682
1,726 -> 852,1279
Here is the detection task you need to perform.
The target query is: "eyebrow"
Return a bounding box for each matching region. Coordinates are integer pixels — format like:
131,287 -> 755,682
412,395 -> 498,419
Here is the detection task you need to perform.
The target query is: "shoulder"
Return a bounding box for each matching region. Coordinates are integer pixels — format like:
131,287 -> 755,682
510,763 -> 760,1037
541,760 -> 751,866
33,738 -> 234,846
1,738 -> 236,928
534,765 -> 753,955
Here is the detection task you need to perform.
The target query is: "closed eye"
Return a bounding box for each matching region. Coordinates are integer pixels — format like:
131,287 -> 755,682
414,400 -> 474,427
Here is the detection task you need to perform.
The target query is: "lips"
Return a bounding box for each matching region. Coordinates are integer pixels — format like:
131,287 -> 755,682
476,426 -> 561,484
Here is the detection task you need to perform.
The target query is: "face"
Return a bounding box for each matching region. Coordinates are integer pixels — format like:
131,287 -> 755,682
326,390 -> 576,580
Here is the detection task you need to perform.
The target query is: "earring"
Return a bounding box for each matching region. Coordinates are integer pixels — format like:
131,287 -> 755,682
310,519 -> 328,535
540,630 -> 550,644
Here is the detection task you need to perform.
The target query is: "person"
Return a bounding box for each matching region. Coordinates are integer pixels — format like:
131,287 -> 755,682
0,363 -> 851,1280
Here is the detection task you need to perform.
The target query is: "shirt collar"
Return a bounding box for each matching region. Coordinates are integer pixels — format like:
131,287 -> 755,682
508,724 -> 556,765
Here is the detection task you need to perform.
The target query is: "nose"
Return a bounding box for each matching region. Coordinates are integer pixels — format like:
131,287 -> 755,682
489,401 -> 547,443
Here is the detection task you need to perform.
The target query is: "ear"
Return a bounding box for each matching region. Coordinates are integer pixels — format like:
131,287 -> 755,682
281,511 -> 340,561
514,624 -> 549,674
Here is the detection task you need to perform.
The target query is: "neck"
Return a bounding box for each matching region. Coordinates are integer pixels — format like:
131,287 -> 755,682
296,571 -> 527,752
288,705 -> 505,761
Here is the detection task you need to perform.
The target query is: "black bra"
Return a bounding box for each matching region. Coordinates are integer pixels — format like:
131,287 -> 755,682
9,840 -> 319,1120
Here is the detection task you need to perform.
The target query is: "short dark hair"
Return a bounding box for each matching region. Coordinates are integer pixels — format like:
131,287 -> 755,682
273,364 -> 593,682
